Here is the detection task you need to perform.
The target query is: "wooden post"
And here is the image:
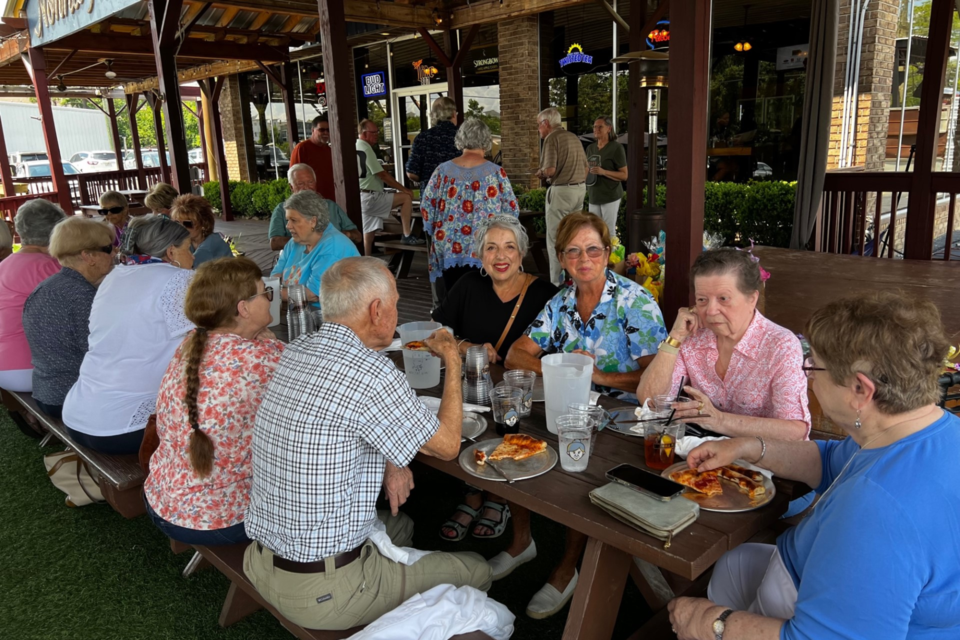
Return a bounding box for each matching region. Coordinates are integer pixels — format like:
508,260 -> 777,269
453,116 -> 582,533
107,98 -> 125,170
625,0 -> 647,251
21,48 -> 74,214
318,0 -> 362,229
144,92 -> 170,183
904,0 -> 953,259
148,0 -> 192,193
201,91 -> 217,182
198,77 -> 233,221
663,0 -> 711,322
443,26 -> 479,123
279,63 -> 300,148
125,94 -> 147,189
0,114 -> 13,198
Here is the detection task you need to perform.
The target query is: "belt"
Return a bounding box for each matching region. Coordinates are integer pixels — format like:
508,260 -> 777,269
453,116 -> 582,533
360,189 -> 381,194
551,182 -> 585,188
256,542 -> 362,574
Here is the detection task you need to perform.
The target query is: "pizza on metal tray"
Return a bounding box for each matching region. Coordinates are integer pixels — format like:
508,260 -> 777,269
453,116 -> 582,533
475,434 -> 548,466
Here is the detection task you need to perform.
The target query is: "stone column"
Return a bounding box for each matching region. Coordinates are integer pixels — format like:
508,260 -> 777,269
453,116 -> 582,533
499,16 -> 542,190
828,0 -> 899,170
220,75 -> 254,182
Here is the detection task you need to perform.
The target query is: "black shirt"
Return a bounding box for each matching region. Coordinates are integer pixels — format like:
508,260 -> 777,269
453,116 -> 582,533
432,271 -> 559,361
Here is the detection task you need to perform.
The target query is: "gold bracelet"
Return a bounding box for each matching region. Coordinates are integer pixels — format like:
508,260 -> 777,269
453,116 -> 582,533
665,335 -> 683,349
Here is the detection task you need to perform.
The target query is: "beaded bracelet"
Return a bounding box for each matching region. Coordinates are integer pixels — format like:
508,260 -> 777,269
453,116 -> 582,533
755,436 -> 767,463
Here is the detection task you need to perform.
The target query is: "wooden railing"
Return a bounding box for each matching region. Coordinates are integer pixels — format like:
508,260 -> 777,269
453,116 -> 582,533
0,191 -> 59,226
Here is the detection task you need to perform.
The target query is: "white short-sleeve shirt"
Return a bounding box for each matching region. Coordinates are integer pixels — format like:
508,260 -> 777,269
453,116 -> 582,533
63,263 -> 195,437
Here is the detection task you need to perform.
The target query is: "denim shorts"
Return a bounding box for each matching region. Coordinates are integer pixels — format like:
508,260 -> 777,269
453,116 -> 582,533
144,498 -> 250,546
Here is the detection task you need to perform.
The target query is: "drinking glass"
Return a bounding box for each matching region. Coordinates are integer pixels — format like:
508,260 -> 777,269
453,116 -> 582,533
566,402 -> 608,448
556,414 -> 593,473
286,284 -> 310,342
503,370 -> 536,417
489,386 -> 523,435
643,420 -> 683,470
652,394 -> 693,413
464,345 -> 492,406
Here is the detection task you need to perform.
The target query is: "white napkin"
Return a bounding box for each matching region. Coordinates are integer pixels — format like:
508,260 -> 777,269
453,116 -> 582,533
367,517 -> 434,565
589,391 -> 601,405
382,338 -> 403,352
419,395 -> 491,414
674,435 -> 774,479
627,399 -> 660,434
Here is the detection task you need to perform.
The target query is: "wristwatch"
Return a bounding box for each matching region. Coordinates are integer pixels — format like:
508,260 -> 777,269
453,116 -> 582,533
713,608 -> 734,640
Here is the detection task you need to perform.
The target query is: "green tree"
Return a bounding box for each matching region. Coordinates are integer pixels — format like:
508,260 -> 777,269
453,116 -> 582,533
464,98 -> 501,135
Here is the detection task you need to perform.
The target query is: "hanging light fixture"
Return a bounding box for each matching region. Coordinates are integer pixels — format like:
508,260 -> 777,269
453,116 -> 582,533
734,5 -> 752,53
103,59 -> 116,79
56,76 -> 66,92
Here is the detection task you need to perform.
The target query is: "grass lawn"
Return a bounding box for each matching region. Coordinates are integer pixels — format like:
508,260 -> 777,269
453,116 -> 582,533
0,411 -> 653,639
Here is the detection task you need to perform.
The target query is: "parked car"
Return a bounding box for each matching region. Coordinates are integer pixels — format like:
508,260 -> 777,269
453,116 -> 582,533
15,160 -> 81,178
753,161 -> 773,179
69,150 -> 118,173
255,144 -> 289,179
10,151 -> 47,165
188,148 -> 204,164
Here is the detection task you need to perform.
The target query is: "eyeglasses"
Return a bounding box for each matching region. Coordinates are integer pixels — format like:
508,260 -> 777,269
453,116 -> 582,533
98,206 -> 125,215
179,220 -> 194,229
248,286 -> 274,303
561,245 -> 607,260
802,356 -> 826,378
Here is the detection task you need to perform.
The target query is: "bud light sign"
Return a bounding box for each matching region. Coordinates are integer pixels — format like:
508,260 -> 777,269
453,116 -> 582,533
362,72 -> 387,98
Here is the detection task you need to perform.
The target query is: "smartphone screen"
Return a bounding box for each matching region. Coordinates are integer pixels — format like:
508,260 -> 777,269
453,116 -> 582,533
606,463 -> 686,500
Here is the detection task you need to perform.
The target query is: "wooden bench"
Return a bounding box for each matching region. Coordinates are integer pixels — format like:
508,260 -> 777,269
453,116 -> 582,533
3,390 -> 146,518
194,543 -> 494,640
374,239 -> 428,279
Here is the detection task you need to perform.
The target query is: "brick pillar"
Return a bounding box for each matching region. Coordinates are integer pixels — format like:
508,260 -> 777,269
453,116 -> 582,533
220,75 -> 253,181
828,0 -> 898,170
499,17 -> 542,190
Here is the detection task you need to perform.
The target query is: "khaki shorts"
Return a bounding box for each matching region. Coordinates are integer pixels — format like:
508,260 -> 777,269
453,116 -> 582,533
360,191 -> 394,233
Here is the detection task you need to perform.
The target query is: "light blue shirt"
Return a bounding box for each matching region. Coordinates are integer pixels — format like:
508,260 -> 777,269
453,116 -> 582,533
192,233 -> 233,267
777,411 -> 960,639
271,223 -> 359,307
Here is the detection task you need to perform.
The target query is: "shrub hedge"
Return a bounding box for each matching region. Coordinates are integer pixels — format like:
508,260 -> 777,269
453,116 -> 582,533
203,180 -> 292,219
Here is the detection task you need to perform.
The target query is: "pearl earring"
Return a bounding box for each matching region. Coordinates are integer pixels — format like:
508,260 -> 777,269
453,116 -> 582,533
854,409 -> 862,430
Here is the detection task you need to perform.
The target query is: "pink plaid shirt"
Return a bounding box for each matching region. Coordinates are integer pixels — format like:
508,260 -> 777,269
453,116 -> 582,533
671,311 -> 811,436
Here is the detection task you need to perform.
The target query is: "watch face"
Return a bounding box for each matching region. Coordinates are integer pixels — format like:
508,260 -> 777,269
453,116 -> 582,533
713,619 -> 725,635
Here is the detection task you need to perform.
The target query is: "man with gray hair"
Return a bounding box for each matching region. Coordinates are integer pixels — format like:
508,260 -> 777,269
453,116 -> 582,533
245,256 -> 492,630
405,96 -> 459,184
535,106 -> 588,284
269,163 -> 361,250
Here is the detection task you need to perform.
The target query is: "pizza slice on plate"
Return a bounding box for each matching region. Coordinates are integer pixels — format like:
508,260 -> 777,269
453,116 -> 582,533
403,340 -> 432,352
669,468 -> 724,497
717,467 -> 766,499
482,434 -> 548,463
724,463 -> 765,483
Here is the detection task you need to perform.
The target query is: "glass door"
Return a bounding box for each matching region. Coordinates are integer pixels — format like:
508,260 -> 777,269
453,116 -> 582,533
389,82 -> 449,187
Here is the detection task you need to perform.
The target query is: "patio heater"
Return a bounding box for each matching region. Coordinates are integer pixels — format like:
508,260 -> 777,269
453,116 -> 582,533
611,50 -> 668,251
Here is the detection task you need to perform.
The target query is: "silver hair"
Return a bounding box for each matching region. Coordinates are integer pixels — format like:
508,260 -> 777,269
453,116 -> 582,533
537,107 -> 561,128
287,163 -> 316,185
476,214 -> 529,257
455,118 -> 493,152
321,256 -> 395,321
122,214 -> 190,258
98,190 -> 127,210
431,96 -> 457,125
595,116 -> 616,141
14,199 -> 67,246
284,190 -> 330,233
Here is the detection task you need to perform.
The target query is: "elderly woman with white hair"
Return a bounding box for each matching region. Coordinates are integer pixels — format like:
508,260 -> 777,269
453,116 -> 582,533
270,189 -> 359,307
62,215 -> 195,454
420,117 -> 519,291
0,200 -> 65,396
98,190 -> 130,247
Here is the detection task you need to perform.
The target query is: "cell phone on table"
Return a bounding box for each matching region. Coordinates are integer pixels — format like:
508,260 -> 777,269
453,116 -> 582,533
606,463 -> 685,502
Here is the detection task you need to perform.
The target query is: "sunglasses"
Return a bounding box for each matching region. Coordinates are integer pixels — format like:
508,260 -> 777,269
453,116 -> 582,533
179,220 -> 195,229
98,206 -> 125,215
247,286 -> 274,303
96,245 -> 114,255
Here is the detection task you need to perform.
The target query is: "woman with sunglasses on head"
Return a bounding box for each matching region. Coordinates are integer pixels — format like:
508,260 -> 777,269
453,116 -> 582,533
98,190 -> 130,247
22,217 -> 116,419
144,257 -> 283,545
171,194 -> 233,268
503,212 -> 667,620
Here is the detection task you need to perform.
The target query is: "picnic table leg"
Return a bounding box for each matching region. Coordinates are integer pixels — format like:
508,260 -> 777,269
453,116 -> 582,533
629,556 -> 677,611
218,581 -> 264,627
561,537 -> 631,640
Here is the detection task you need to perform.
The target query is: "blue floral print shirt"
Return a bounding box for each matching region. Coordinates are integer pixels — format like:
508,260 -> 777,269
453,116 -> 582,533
524,269 -> 667,402
420,160 -> 519,282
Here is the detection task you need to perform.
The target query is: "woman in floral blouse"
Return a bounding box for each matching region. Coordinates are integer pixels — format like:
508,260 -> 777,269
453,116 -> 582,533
144,257 -> 283,545
420,118 -> 519,291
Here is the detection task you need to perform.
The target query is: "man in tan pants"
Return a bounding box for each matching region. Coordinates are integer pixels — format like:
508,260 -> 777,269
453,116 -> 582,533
243,257 -> 492,630
535,107 -> 588,285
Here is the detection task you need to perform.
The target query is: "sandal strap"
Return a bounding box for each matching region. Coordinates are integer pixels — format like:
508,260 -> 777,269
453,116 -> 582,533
454,503 -> 481,519
480,500 -> 509,517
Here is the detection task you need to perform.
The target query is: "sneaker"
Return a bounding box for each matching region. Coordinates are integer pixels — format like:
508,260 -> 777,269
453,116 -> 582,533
401,234 -> 425,245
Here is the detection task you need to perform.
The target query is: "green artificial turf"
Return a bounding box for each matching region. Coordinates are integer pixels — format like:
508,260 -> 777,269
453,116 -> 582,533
0,411 -> 651,639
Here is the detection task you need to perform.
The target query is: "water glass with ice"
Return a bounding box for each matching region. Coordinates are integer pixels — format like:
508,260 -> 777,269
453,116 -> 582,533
556,414 -> 593,473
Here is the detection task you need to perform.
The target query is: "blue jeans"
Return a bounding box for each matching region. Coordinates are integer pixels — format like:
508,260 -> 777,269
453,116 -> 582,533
66,426 -> 144,455
145,498 -> 250,545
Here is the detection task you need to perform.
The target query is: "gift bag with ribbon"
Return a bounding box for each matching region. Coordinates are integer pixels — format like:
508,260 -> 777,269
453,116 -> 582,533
43,451 -> 104,507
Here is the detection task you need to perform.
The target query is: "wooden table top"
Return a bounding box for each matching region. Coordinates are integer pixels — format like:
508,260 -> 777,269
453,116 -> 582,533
399,355 -> 797,581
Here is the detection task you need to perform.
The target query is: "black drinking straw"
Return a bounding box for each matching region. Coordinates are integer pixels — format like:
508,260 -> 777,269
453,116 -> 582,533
664,375 -> 687,427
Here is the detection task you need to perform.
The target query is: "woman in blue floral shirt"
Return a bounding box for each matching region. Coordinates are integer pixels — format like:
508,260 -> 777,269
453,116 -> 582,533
420,118 -> 519,291
502,212 -> 667,620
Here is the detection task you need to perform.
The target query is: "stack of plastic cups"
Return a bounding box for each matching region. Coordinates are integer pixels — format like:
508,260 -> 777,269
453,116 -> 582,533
463,345 -> 491,406
286,284 -> 310,342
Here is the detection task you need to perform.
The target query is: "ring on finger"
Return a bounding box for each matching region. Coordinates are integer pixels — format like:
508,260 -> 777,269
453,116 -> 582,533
697,400 -> 704,411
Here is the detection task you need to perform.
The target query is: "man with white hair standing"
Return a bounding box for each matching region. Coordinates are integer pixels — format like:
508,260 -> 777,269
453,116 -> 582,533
535,107 -> 588,285
405,96 -> 459,185
269,163 -> 361,250
244,256 -> 492,630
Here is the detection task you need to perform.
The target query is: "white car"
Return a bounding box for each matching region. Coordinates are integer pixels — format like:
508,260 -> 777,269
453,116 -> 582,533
69,150 -> 119,173
753,162 -> 773,179
188,148 -> 204,164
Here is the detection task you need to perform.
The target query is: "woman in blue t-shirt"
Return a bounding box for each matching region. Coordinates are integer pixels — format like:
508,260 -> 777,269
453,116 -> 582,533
669,291 -> 960,640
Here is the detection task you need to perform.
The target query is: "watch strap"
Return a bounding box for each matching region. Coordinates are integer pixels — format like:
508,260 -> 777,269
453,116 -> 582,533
714,608 -> 734,640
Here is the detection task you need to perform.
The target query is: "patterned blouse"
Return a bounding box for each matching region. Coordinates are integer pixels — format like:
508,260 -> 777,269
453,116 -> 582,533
525,269 -> 667,402
420,161 -> 519,282
405,120 -> 459,184
144,332 -> 285,530
670,311 -> 811,434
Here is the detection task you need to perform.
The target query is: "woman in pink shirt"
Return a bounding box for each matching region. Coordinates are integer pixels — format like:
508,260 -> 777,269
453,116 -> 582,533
639,248 -> 810,441
0,200 -> 66,395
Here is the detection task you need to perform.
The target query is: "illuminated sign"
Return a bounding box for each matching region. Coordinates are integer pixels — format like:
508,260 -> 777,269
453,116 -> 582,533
559,43 -> 593,68
361,72 -> 386,98
413,59 -> 439,85
646,20 -> 670,49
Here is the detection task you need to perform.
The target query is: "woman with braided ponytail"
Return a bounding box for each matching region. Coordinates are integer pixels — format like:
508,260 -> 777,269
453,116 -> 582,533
144,257 -> 283,545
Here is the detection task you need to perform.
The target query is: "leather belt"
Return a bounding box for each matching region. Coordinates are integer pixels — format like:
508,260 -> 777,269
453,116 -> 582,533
551,182 -> 585,187
257,542 -> 362,574
360,189 -> 381,194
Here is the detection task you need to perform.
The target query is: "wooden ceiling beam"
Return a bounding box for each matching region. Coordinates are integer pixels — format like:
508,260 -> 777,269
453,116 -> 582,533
45,32 -> 289,62
216,7 -> 241,28
449,0 -> 592,28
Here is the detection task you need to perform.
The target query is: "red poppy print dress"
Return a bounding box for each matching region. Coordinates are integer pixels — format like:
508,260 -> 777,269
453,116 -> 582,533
420,160 -> 519,282
144,332 -> 285,530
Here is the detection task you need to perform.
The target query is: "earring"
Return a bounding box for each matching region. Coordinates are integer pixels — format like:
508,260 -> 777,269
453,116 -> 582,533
171,260 -> 182,269
854,409 -> 862,430
480,267 -> 488,277
519,265 -> 524,273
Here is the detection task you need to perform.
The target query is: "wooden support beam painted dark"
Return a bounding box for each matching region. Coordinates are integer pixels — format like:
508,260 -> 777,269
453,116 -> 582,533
125,93 -> 147,189
254,61 -> 283,87
318,0 -> 361,230
595,0 -> 630,32
443,30 -> 463,123
417,28 -> 453,68
50,32 -> 289,63
148,0 -> 192,193
663,0 -> 710,322
144,91 -> 171,184
22,48 -> 74,213
625,0 -> 647,251
48,50 -> 76,79
0,115 -> 13,198
198,77 -> 233,221
107,99 -> 125,166
279,62 -> 300,147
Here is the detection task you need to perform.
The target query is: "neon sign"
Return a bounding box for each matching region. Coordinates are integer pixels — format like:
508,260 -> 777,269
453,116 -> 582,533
361,72 -> 386,98
559,43 -> 593,68
646,20 -> 670,49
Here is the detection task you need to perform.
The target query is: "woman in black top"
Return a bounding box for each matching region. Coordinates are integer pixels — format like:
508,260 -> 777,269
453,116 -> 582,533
433,215 -> 557,547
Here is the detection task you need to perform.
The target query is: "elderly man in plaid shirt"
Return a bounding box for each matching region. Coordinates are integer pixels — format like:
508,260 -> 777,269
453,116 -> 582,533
243,256 -> 492,630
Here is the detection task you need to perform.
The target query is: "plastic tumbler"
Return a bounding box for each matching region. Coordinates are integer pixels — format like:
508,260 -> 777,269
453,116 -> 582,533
464,345 -> 492,405
503,370 -> 536,417
652,394 -> 693,412
399,321 -> 442,389
643,420 -> 683,471
556,414 -> 593,473
489,386 -> 523,435
566,402 -> 607,449
262,276 -> 281,327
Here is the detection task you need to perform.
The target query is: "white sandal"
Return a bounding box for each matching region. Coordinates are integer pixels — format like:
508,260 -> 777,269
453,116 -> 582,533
525,570 -> 579,619
488,539 -> 537,581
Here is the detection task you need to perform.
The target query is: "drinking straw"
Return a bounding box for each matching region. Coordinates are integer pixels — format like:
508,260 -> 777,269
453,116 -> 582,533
664,375 -> 687,427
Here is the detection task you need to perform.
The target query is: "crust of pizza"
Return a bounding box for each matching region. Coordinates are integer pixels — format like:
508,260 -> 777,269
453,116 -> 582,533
488,434 -> 548,462
717,467 -> 766,499
725,463 -> 764,483
474,450 -> 487,466
669,468 -> 724,497
403,341 -> 432,352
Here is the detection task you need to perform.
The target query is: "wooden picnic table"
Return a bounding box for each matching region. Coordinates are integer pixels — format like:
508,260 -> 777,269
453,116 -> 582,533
396,355 -> 801,640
